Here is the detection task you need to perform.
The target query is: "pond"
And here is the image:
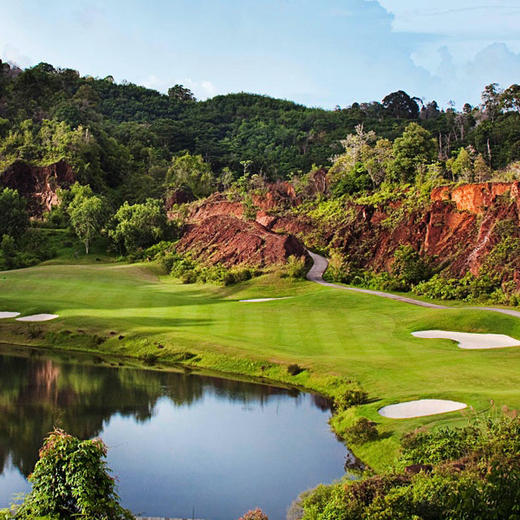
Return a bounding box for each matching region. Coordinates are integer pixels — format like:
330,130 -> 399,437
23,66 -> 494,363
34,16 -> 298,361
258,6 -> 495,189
0,345 -> 346,520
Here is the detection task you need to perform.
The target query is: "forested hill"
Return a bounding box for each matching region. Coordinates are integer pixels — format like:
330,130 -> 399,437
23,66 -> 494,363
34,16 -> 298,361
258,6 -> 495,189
1,59 -> 519,202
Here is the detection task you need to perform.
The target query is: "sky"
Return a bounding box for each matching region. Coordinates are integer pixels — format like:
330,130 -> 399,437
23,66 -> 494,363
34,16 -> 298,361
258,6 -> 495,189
1,0 -> 519,110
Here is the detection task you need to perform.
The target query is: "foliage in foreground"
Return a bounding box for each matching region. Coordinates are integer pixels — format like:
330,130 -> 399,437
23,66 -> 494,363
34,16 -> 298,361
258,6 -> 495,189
299,414 -> 520,520
238,508 -> 269,520
1,429 -> 133,520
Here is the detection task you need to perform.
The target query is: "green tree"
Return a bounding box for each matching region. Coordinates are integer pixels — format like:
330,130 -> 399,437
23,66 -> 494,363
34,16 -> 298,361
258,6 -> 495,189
166,152 -> 215,198
447,147 -> 474,182
0,188 -> 29,239
392,245 -> 431,289
382,90 -> 420,119
0,234 -> 17,270
68,187 -> 108,254
167,84 -> 196,102
474,154 -> 491,182
501,84 -> 520,113
391,122 -> 436,183
481,82 -> 503,121
14,429 -> 133,520
109,198 -> 169,254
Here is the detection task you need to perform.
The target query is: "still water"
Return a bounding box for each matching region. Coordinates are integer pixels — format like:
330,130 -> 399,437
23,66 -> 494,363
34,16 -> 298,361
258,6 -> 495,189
0,345 -> 346,520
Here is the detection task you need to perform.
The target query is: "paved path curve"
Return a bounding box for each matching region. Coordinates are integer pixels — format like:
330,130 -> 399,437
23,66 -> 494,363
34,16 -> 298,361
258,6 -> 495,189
306,250 -> 520,318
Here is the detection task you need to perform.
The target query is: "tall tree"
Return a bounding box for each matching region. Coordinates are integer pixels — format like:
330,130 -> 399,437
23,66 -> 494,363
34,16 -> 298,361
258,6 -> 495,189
391,123 -> 436,183
167,84 -> 196,102
68,188 -> 107,254
382,90 -> 420,119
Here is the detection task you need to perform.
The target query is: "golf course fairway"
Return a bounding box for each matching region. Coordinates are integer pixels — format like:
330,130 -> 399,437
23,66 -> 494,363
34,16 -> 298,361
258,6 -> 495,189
2,260 -> 520,470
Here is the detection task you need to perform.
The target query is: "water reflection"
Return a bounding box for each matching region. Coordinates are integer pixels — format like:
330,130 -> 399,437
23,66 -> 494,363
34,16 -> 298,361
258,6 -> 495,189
0,344 -> 344,520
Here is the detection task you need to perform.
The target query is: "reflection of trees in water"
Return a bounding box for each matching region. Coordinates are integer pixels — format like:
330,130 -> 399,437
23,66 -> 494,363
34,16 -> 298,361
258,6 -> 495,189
0,347 -> 313,478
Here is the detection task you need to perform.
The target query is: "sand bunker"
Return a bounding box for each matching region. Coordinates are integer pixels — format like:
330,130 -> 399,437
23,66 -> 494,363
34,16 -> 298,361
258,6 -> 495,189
412,330 -> 520,350
0,312 -> 20,319
379,399 -> 467,419
16,314 -> 59,322
239,297 -> 291,303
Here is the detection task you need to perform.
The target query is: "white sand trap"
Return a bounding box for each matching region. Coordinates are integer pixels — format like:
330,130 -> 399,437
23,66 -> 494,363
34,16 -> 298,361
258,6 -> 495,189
239,297 -> 291,303
0,312 -> 20,319
412,330 -> 520,350
16,314 -> 59,322
379,399 -> 467,419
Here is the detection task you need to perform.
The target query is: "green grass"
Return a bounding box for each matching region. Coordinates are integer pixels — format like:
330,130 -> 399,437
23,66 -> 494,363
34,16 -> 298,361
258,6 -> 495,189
2,260 -> 520,470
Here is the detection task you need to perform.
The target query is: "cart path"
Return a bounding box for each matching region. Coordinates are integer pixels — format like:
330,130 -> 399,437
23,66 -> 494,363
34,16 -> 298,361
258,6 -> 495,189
306,250 -> 520,318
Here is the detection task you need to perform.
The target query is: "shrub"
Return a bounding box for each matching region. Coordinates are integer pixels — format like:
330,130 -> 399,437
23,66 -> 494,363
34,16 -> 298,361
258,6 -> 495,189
334,388 -> 369,412
285,255 -> 307,279
242,196 -> 258,221
140,352 -> 159,365
13,429 -> 134,519
413,272 -> 501,302
391,244 -> 431,289
109,198 -> 170,254
300,416 -> 520,520
26,324 -> 43,339
238,508 -> 269,520
180,270 -> 198,284
344,418 -> 379,444
287,363 -> 305,376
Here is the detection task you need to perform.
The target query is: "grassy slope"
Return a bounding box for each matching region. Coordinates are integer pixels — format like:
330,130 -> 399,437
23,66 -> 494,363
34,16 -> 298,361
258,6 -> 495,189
1,261 -> 520,471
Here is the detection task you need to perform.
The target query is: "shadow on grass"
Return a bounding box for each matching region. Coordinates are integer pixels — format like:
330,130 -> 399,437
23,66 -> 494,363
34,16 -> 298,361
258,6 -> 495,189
63,316 -> 215,330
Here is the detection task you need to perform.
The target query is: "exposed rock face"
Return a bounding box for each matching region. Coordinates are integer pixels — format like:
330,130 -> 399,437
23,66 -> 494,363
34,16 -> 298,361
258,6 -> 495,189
325,182 -> 520,283
0,160 -> 75,216
187,193 -> 245,222
176,215 -> 308,267
173,178 -> 520,280
431,182 -> 520,214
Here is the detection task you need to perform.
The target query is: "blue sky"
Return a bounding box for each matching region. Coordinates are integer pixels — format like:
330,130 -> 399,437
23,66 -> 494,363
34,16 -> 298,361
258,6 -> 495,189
1,0 -> 519,109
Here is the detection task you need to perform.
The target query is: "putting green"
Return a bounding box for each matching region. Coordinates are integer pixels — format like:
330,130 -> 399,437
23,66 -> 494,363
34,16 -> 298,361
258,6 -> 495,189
1,261 -> 520,469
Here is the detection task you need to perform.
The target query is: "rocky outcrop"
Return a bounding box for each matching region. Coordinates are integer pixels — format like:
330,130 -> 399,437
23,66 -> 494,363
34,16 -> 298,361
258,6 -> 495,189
431,182 -> 520,215
326,182 -> 520,283
176,215 -> 308,267
0,160 -> 75,216
173,178 -> 520,281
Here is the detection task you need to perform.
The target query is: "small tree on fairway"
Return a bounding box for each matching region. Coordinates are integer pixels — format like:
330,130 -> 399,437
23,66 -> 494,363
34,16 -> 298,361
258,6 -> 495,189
14,429 -> 134,520
69,194 -> 107,254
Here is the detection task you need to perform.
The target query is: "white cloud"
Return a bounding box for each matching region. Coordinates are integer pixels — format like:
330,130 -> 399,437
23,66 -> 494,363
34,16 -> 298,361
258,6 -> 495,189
1,43 -> 33,68
368,0 -> 520,105
374,1 -> 520,38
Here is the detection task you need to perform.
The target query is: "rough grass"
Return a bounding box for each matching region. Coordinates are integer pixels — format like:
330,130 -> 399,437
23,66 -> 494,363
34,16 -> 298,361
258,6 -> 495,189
2,261 -> 520,471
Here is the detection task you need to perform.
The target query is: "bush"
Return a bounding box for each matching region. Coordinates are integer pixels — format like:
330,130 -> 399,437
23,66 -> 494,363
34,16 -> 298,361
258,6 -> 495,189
334,388 -> 369,412
413,272 -> 501,302
344,418 -> 379,444
287,363 -> 305,376
300,416 -> 520,520
391,245 -> 431,289
238,508 -> 269,520
181,270 -> 198,284
12,429 -> 134,519
285,255 -> 307,279
140,352 -> 159,365
109,199 -> 171,254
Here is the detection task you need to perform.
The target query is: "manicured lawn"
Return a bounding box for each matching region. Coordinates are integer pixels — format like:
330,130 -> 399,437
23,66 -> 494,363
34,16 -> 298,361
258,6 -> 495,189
1,261 -> 520,469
